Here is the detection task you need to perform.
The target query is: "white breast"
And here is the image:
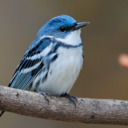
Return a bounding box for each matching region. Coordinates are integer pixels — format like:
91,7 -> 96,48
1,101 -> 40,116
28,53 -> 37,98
38,46 -> 83,95
32,29 -> 83,95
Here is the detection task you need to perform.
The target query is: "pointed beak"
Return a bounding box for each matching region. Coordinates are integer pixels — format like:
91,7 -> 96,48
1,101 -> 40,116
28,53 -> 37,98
73,22 -> 89,30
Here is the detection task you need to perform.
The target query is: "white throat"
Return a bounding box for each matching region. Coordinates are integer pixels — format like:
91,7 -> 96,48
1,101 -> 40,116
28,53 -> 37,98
56,29 -> 82,45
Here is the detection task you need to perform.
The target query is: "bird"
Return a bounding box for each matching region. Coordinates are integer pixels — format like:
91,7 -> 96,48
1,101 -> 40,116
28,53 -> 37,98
0,15 -> 89,117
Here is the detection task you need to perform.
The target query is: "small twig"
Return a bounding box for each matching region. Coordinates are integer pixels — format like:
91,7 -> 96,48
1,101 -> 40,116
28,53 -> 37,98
0,85 -> 128,125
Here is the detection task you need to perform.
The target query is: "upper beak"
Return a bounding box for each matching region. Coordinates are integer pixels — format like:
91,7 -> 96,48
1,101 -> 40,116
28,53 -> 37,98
73,22 -> 89,30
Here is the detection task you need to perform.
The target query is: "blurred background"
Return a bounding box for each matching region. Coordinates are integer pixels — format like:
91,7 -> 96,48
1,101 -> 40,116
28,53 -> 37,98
0,0 -> 128,128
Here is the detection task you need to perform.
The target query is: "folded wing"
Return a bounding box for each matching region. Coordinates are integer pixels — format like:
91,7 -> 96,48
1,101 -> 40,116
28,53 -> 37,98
9,37 -> 53,90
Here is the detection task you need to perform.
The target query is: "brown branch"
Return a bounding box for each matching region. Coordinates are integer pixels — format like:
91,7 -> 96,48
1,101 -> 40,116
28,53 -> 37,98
0,85 -> 128,125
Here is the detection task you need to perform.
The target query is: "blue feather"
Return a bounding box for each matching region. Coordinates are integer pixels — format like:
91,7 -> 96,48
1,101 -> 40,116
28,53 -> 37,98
9,37 -> 53,89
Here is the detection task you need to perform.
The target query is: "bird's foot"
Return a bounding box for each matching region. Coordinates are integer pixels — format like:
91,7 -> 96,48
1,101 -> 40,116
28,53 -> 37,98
60,93 -> 77,107
36,89 -> 50,103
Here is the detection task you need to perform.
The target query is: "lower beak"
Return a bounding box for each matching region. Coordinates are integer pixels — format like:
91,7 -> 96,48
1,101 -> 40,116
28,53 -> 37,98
73,22 -> 89,30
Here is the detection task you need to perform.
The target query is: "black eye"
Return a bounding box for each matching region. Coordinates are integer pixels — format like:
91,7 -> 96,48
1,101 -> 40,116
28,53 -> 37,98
59,26 -> 66,32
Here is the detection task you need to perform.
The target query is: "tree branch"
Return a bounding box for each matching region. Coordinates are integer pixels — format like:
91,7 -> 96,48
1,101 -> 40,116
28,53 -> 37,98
0,85 -> 128,125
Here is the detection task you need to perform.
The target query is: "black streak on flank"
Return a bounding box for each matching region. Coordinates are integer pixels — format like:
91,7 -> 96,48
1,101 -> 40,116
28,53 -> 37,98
42,73 -> 48,83
35,80 -> 40,88
51,54 -> 58,62
46,54 -> 58,73
31,62 -> 44,76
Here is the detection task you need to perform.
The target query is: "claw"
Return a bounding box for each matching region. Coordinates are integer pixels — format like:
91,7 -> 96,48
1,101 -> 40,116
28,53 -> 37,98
61,93 -> 77,107
36,89 -> 50,102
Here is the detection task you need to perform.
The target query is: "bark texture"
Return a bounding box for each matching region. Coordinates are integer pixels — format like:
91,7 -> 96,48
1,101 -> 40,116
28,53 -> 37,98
0,85 -> 128,125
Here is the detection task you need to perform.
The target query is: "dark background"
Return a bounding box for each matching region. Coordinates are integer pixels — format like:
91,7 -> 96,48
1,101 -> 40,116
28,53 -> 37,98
0,0 -> 128,128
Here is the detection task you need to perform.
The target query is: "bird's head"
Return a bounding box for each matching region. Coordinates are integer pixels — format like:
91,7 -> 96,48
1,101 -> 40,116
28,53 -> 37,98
37,15 -> 89,45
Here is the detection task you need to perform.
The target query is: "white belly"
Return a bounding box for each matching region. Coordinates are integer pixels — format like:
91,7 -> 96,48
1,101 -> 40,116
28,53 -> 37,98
34,46 -> 83,95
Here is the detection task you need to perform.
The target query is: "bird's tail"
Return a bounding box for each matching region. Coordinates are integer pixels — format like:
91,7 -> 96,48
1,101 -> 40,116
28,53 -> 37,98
0,111 -> 5,117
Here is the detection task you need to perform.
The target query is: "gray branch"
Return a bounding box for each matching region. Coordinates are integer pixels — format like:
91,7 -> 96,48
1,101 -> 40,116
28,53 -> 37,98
0,85 -> 128,125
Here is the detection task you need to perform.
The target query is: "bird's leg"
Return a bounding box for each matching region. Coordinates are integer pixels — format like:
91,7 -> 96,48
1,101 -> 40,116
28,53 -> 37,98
36,89 -> 50,102
60,93 -> 77,107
